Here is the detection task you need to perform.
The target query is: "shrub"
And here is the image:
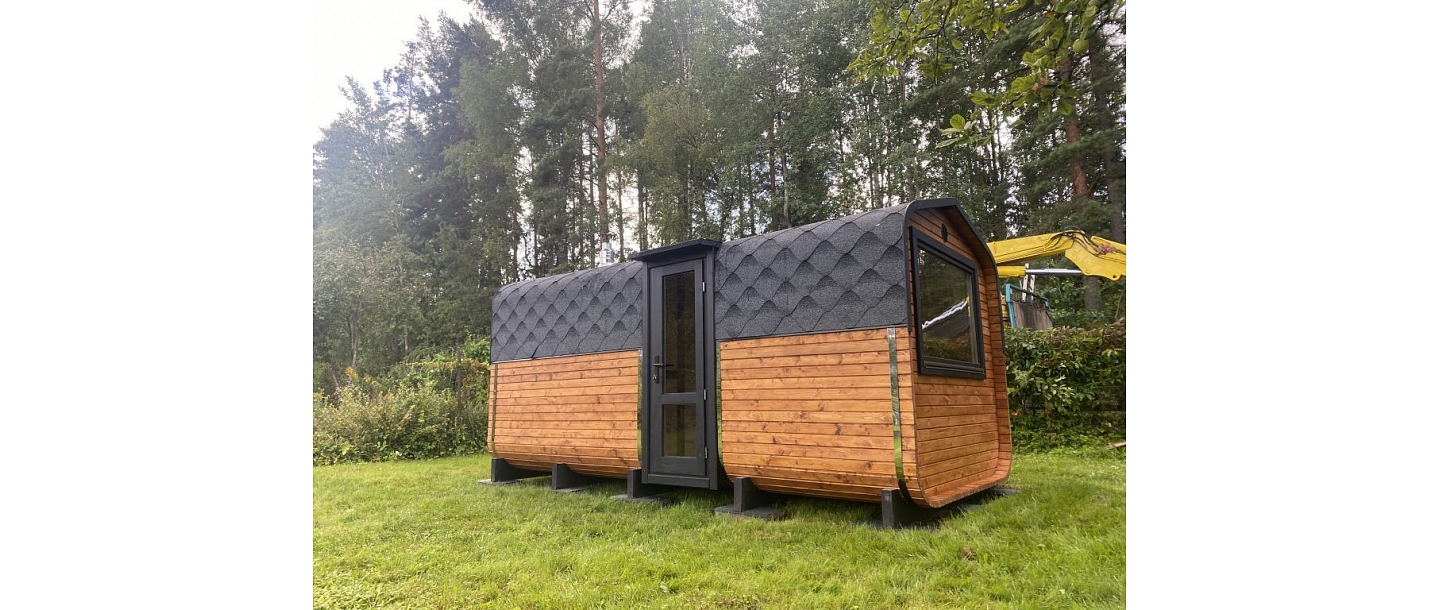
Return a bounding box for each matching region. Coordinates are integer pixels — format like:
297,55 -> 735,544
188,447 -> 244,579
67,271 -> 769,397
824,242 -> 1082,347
1005,321 -> 1125,449
313,338 -> 490,465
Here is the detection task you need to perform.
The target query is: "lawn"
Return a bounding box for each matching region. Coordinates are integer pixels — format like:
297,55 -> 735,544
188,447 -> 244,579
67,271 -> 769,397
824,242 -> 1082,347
313,449 -> 1125,609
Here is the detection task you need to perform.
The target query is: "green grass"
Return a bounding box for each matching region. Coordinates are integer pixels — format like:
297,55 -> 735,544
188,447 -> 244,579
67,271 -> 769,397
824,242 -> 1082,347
314,449 -> 1125,609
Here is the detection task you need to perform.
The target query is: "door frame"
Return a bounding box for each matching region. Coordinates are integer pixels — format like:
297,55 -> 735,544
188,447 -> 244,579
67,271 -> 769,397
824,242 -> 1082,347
636,241 -> 720,490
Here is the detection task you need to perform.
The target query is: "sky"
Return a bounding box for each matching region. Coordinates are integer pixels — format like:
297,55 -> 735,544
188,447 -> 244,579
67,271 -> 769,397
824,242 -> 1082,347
313,0 -> 477,138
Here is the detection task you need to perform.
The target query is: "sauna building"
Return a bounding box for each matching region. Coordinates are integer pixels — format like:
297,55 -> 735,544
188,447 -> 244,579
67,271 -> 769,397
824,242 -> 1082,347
487,198 -> 1012,516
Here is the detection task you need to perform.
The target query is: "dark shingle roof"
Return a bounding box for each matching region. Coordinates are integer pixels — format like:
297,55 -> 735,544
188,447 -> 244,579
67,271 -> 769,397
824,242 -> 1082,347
490,261 -> 644,362
490,199 -> 986,361
714,204 -> 910,340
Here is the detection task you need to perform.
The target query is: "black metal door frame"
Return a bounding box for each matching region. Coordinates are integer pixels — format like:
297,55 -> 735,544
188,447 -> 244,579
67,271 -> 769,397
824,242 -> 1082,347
640,253 -> 718,489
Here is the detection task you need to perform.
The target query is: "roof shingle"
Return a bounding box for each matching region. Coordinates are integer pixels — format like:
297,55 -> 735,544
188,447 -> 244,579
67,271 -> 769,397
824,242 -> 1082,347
490,261 -> 644,362
491,201 -> 943,361
714,203 -> 910,340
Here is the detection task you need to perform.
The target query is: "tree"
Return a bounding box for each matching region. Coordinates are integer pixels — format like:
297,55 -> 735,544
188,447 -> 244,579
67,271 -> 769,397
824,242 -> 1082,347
313,239 -> 423,380
311,0 -> 1129,394
851,0 -> 1125,311
475,0 -> 632,270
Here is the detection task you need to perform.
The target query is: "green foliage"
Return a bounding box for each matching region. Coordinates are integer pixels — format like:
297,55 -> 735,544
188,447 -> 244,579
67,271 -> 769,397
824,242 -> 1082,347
313,15 -> 526,387
848,0 -> 1126,270
853,0 -> 1124,147
1005,321 -> 1125,449
313,384 -> 478,465
312,337 -> 491,465
313,0 -> 1124,396
312,239 -> 426,378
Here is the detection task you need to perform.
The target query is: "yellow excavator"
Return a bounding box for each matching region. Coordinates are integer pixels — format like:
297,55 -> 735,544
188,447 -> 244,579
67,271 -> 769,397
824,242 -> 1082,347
990,230 -> 1126,280
985,230 -> 1126,329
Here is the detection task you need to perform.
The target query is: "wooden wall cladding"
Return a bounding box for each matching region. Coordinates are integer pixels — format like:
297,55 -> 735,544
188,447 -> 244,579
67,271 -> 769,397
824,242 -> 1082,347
490,350 -> 641,478
487,206 -> 1010,508
719,327 -> 917,502
906,207 -> 1013,508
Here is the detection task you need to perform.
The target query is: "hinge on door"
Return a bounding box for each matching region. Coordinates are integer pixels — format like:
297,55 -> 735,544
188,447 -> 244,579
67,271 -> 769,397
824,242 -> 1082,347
703,447 -> 708,460
703,389 -> 707,401
702,280 -> 706,292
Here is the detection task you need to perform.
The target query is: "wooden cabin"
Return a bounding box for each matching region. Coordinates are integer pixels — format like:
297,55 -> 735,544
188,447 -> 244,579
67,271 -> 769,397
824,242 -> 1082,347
488,198 -> 1012,510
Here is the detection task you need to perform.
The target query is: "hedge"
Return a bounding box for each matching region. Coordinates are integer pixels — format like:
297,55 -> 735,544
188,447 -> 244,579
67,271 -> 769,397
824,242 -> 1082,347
1005,321 -> 1126,449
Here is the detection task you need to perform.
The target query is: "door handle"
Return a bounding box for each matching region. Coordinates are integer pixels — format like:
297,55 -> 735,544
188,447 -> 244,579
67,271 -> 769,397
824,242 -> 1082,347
652,355 -> 662,384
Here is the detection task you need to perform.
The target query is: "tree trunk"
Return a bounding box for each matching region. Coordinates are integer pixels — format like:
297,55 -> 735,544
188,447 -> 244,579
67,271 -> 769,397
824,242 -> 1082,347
348,317 -> 359,372
327,362 -> 343,401
1058,52 -> 1097,312
678,3 -> 690,85
687,162 -> 696,238
586,131 -> 595,265
767,112 -> 777,200
592,0 -> 609,251
638,179 -> 648,251
747,160 -> 757,235
1084,276 -> 1101,314
616,170 -> 625,259
1057,53 -> 1091,201
741,160 -> 750,236
781,150 -> 792,228
1064,114 -> 1090,200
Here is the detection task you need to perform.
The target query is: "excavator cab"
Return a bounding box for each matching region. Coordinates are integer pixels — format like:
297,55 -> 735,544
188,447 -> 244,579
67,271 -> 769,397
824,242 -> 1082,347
1003,283 -> 1054,330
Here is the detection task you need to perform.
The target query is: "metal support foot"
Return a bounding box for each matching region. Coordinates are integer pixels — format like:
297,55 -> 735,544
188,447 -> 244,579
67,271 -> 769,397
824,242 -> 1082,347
479,457 -> 547,485
627,468 -> 665,498
714,477 -> 785,520
879,488 -> 940,529
551,463 -> 599,493
734,476 -> 769,511
609,468 -> 673,505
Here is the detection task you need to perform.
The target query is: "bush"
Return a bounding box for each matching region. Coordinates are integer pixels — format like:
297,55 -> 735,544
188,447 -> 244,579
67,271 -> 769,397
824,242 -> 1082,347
1005,321 -> 1125,450
313,338 -> 490,465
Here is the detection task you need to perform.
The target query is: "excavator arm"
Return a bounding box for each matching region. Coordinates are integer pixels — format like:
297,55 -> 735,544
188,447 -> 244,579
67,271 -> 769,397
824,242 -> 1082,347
987,230 -> 1126,281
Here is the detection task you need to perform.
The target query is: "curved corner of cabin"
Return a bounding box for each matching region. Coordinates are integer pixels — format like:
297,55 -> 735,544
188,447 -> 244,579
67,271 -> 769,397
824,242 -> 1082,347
904,203 -> 1015,509
490,349 -> 642,479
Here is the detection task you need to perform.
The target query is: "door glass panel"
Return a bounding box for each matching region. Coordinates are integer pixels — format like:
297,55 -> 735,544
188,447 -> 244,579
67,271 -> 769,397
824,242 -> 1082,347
662,270 -> 696,393
662,403 -> 697,457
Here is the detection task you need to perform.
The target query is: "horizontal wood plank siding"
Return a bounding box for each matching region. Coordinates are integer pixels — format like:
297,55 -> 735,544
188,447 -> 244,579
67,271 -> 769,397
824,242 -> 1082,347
485,205 -> 1009,503
720,327 -> 913,502
907,207 -> 1013,507
491,349 -> 640,478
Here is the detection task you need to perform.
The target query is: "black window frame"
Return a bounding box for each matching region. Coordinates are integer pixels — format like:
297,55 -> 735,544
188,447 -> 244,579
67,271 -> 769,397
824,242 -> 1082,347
910,229 -> 986,379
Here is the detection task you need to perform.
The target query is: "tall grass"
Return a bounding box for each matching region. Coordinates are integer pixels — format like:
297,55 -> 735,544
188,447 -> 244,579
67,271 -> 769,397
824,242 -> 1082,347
313,382 -> 485,465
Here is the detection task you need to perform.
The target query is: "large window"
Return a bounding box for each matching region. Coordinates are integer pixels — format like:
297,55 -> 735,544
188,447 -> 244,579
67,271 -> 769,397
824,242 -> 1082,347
912,232 -> 985,378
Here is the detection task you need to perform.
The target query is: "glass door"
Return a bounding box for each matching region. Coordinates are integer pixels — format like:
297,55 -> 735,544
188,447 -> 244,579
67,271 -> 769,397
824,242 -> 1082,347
644,258 -> 709,481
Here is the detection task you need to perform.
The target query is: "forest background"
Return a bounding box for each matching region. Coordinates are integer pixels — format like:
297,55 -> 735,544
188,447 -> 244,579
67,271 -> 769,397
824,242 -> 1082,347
311,0 -> 1127,394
